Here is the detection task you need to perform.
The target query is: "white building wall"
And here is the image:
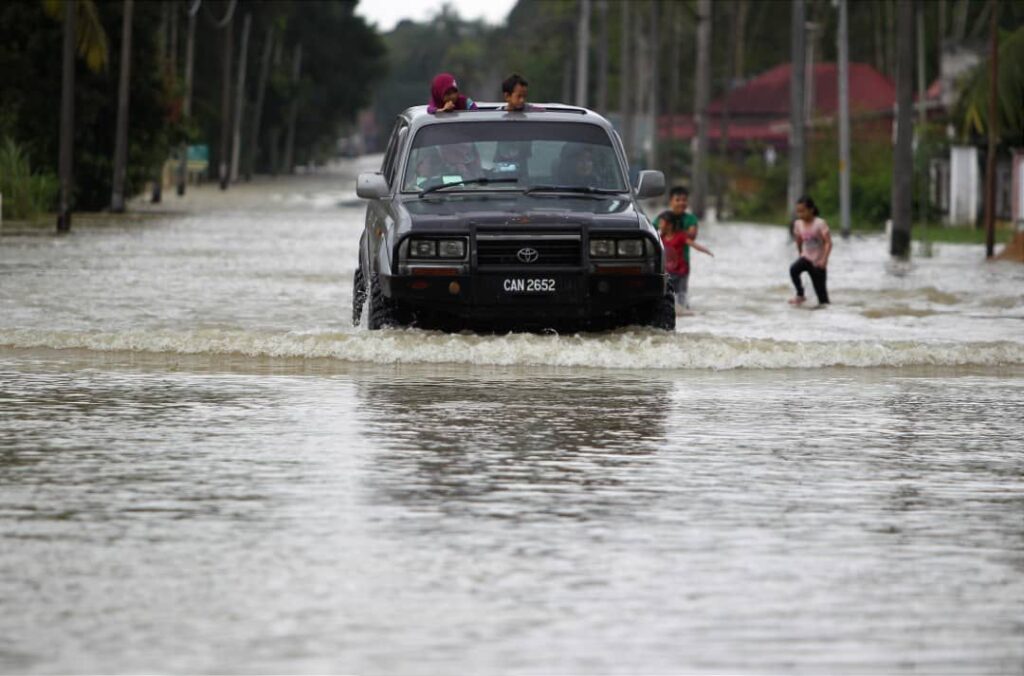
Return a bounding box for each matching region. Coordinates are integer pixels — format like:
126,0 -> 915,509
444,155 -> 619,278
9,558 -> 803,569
949,145 -> 979,225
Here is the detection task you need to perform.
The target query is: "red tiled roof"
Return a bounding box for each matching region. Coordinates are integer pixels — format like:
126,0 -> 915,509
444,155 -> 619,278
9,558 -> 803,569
707,62 -> 896,116
660,116 -> 790,145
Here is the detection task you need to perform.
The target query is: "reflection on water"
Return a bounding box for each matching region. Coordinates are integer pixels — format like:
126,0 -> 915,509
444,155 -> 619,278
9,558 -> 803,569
358,376 -> 669,518
1,163 -> 1023,674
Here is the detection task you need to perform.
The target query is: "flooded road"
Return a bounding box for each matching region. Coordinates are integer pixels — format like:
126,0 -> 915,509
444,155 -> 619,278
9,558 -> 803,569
1,159 -> 1023,673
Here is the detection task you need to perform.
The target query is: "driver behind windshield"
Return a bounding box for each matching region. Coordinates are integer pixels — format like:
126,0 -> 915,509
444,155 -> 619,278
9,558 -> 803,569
556,145 -> 599,188
412,148 -> 443,189
408,143 -> 483,191
438,143 -> 482,180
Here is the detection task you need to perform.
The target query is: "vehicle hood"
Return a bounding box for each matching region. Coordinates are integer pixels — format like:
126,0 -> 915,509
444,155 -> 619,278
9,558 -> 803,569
399,194 -> 648,231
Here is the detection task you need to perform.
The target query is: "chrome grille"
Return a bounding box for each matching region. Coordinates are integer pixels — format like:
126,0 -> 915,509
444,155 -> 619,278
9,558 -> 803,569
476,235 -> 582,267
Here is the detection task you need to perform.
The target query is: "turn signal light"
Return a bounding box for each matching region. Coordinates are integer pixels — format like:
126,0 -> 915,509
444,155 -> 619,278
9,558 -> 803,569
594,265 -> 643,275
410,267 -> 459,276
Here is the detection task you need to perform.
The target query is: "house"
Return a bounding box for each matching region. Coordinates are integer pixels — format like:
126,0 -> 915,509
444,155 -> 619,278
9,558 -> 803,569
659,62 -> 897,151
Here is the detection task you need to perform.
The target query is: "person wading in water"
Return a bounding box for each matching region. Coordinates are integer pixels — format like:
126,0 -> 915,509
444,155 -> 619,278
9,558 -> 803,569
788,195 -> 832,306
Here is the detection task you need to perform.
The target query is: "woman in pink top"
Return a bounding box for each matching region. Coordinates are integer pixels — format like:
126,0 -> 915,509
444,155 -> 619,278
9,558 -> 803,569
788,196 -> 832,306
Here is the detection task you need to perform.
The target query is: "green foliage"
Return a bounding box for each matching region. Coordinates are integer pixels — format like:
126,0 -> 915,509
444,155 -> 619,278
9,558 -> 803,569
0,137 -> 58,220
281,1 -> 386,166
374,9 -> 499,129
41,0 -> 110,72
730,150 -> 790,224
0,1 -> 170,210
374,2 -> 577,133
957,24 -> 1024,145
807,127 -> 894,228
912,223 -> 1013,245
0,0 -> 383,210
193,1 -> 385,173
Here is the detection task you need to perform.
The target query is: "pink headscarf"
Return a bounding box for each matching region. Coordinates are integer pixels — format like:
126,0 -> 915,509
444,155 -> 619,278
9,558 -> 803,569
427,73 -> 476,113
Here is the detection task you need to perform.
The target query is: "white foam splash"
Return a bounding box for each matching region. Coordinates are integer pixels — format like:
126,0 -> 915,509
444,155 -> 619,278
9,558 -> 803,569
2,327 -> 1023,371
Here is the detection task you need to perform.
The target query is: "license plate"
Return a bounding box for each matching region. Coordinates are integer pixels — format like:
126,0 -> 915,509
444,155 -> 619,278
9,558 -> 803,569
502,277 -> 556,293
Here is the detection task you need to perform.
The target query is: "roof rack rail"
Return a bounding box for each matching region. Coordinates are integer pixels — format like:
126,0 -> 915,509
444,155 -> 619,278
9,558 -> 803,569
532,103 -> 590,114
404,103 -> 593,115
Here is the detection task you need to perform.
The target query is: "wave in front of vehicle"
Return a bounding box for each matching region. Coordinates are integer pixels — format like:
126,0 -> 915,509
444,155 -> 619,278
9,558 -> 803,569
2,328 -> 1023,371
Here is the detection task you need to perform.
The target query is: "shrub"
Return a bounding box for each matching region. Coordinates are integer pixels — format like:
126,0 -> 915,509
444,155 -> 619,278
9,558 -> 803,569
730,149 -> 790,224
0,136 -> 58,221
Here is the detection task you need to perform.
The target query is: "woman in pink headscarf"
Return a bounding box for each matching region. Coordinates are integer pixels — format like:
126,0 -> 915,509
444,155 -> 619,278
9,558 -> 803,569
427,73 -> 478,113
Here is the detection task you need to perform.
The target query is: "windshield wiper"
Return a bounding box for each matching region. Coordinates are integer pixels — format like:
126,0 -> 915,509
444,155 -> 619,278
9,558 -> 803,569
419,177 -> 519,197
523,185 -> 625,196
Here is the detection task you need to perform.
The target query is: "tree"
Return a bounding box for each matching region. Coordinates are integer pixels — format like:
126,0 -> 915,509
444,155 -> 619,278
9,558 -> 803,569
890,0 -> 915,259
575,0 -> 590,107
57,0 -> 76,231
788,0 -> 806,212
245,23 -> 274,181
43,0 -> 109,231
111,0 -> 134,213
958,24 -> 1024,146
692,0 -> 711,216
229,11 -> 250,183
177,0 -> 198,197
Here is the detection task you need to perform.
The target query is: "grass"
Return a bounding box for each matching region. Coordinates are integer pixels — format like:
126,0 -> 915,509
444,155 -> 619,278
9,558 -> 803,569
0,137 -> 58,221
912,222 -> 1015,245
736,209 -> 1016,246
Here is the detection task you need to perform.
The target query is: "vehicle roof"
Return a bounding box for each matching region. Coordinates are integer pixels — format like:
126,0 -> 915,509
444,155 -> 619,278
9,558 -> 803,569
399,103 -> 616,133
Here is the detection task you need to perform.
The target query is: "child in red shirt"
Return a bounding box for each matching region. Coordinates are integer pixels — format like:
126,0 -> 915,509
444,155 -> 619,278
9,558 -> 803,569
655,187 -> 713,312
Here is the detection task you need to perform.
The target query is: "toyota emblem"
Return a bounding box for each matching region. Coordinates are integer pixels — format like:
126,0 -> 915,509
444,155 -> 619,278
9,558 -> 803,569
516,247 -> 540,263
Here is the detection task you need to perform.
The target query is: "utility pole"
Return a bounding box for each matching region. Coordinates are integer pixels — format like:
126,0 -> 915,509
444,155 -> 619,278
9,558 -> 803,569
788,0 -> 806,212
937,0 -> 947,83
151,1 -> 168,204
983,0 -> 999,258
282,43 -> 302,174
667,3 -> 683,180
575,0 -> 590,108
693,0 -> 711,216
111,0 -> 134,213
246,24 -> 274,181
57,0 -> 75,233
218,11 -> 234,190
917,3 -> 927,124
717,2 -> 736,218
619,1 -> 632,158
890,0 -> 915,259
837,0 -> 852,238
805,21 -> 819,125
178,0 -> 198,197
229,12 -> 251,183
646,0 -> 659,170
596,0 -> 608,112
631,8 -> 644,158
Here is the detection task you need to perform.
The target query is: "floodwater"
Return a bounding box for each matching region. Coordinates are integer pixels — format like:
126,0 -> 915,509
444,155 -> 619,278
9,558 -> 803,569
1,158 -> 1022,674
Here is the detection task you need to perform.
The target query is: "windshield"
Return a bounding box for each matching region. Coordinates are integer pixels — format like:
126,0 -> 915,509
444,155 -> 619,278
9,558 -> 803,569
402,121 -> 627,194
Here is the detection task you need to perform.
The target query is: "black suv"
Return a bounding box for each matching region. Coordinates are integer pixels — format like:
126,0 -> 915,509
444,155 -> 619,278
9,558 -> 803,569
353,104 -> 674,331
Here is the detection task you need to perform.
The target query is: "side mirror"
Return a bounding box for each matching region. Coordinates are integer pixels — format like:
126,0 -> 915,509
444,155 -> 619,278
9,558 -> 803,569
356,172 -> 390,199
635,170 -> 665,199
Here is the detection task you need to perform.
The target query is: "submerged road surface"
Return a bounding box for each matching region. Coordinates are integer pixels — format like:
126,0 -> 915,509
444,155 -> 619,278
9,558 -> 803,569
1,159 -> 1022,674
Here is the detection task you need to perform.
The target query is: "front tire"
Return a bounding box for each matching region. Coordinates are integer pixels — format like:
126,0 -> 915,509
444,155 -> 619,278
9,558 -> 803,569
367,272 -> 402,330
352,266 -> 366,326
644,293 -> 677,331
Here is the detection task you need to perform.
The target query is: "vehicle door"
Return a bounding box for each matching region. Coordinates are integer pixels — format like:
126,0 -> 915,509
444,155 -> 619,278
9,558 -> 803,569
365,118 -> 409,274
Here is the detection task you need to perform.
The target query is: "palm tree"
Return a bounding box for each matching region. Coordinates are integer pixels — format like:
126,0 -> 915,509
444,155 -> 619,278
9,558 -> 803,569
958,24 -> 1024,145
693,0 -> 711,216
890,0 -> 914,259
44,0 -> 109,232
110,0 -> 134,213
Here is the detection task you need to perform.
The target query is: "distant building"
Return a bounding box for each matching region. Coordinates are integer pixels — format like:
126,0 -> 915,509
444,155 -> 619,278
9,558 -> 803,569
659,62 -> 896,151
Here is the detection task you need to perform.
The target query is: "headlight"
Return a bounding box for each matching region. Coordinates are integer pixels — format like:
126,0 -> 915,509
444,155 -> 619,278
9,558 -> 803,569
617,239 -> 644,257
410,239 -> 437,258
590,239 -> 616,258
438,239 -> 466,258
